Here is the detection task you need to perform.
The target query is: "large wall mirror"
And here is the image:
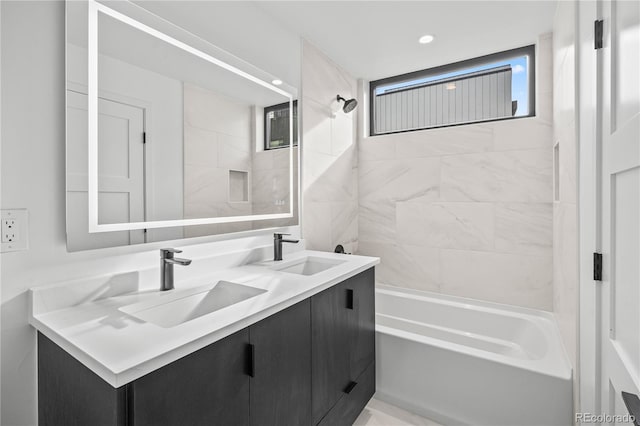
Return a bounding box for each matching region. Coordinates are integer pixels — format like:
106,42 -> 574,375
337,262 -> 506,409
66,1 -> 300,251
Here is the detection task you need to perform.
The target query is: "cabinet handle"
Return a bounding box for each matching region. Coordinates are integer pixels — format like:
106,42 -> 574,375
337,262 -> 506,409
247,344 -> 255,377
343,381 -> 358,394
346,289 -> 354,310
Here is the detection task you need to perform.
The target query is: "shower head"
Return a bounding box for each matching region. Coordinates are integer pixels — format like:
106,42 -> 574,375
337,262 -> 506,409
337,95 -> 358,113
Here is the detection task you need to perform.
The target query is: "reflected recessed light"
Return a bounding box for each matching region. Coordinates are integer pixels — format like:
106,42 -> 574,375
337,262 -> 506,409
446,83 -> 456,90
272,79 -> 283,85
418,34 -> 435,44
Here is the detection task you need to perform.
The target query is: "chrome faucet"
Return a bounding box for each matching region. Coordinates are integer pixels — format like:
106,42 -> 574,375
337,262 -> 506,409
160,248 -> 192,291
274,233 -> 299,261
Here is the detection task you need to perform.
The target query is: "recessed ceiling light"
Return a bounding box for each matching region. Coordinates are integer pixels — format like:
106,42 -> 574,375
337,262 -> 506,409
446,83 -> 456,90
418,34 -> 435,44
272,79 -> 283,85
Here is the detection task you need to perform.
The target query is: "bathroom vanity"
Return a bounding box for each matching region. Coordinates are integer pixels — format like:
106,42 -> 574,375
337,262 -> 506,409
31,250 -> 378,426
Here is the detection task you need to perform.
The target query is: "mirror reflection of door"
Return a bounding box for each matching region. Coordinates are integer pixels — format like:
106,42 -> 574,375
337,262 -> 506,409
66,90 -> 146,251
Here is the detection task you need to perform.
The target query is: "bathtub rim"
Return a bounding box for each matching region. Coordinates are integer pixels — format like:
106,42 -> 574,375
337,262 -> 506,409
375,284 -> 573,381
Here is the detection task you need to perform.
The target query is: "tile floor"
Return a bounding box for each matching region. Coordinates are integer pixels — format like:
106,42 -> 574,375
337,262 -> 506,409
354,398 -> 443,426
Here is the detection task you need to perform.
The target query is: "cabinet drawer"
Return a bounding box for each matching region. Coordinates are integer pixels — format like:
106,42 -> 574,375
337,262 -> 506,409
316,361 -> 375,426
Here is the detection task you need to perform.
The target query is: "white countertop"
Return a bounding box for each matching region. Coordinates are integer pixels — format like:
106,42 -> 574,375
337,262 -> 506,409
29,249 -> 379,387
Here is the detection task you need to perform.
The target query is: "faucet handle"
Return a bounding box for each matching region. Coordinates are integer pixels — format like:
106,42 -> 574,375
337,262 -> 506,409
274,233 -> 290,239
160,248 -> 182,257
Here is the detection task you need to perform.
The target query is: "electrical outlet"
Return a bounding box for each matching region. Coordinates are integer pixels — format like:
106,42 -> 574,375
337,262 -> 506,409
1,209 -> 28,252
2,218 -> 18,242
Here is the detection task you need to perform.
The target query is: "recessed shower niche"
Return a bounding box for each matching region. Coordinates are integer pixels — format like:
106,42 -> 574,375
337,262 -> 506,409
229,170 -> 249,203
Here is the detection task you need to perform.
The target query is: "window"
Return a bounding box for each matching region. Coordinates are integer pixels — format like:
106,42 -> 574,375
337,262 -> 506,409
264,100 -> 298,150
369,45 -> 535,136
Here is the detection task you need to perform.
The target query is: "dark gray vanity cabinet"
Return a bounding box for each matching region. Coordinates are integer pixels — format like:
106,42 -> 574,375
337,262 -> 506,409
249,299 -> 312,426
38,333 -> 127,426
38,329 -> 250,426
129,329 -> 250,426
347,267 -> 376,379
38,268 -> 374,426
311,277 -> 351,424
312,268 -> 376,426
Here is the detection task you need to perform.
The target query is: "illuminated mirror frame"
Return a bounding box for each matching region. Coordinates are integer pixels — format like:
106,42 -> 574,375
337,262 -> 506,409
87,0 -> 295,233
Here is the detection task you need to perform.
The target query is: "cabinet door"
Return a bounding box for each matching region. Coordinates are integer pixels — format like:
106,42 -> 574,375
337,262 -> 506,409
347,268 -> 375,378
38,333 -> 127,426
311,282 -> 351,425
130,328 -> 250,426
249,299 -> 311,426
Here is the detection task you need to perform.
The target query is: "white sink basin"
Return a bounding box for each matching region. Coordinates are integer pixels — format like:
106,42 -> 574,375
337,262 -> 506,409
120,281 -> 266,328
274,256 -> 346,276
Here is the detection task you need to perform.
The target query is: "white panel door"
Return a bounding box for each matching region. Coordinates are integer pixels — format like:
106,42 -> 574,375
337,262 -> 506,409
66,90 -> 145,251
600,0 -> 640,421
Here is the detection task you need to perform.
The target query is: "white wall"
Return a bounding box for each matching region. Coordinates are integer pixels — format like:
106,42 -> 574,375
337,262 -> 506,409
357,35 -> 555,310
0,2 -> 300,424
301,41 -> 359,254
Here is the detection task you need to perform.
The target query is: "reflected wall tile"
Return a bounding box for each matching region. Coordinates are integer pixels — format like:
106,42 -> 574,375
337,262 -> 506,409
273,146 -> 296,170
183,201 -> 219,219
252,202 -> 281,215
184,166 -> 228,204
357,241 -> 440,292
359,200 -> 396,244
184,125 -> 218,167
252,150 -> 274,171
422,202 -> 494,250
441,249 -> 553,310
184,223 -> 219,238
252,168 -> 290,203
218,221 -> 252,234
440,149 -> 552,202
496,203 -> 553,255
184,83 -> 251,139
219,201 -> 252,217
218,137 -> 252,171
359,157 -> 440,203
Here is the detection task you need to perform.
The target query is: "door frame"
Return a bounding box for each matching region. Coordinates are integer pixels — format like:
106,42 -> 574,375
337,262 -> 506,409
577,0 -> 602,416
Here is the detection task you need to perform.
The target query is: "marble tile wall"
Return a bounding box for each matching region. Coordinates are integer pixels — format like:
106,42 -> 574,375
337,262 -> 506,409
302,41 -> 359,253
552,1 -> 579,371
184,83 -> 300,237
357,35 -> 554,311
183,83 -> 253,237
250,146 -> 299,229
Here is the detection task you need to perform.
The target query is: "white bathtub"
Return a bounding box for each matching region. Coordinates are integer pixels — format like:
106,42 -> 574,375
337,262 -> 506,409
375,285 -> 573,426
